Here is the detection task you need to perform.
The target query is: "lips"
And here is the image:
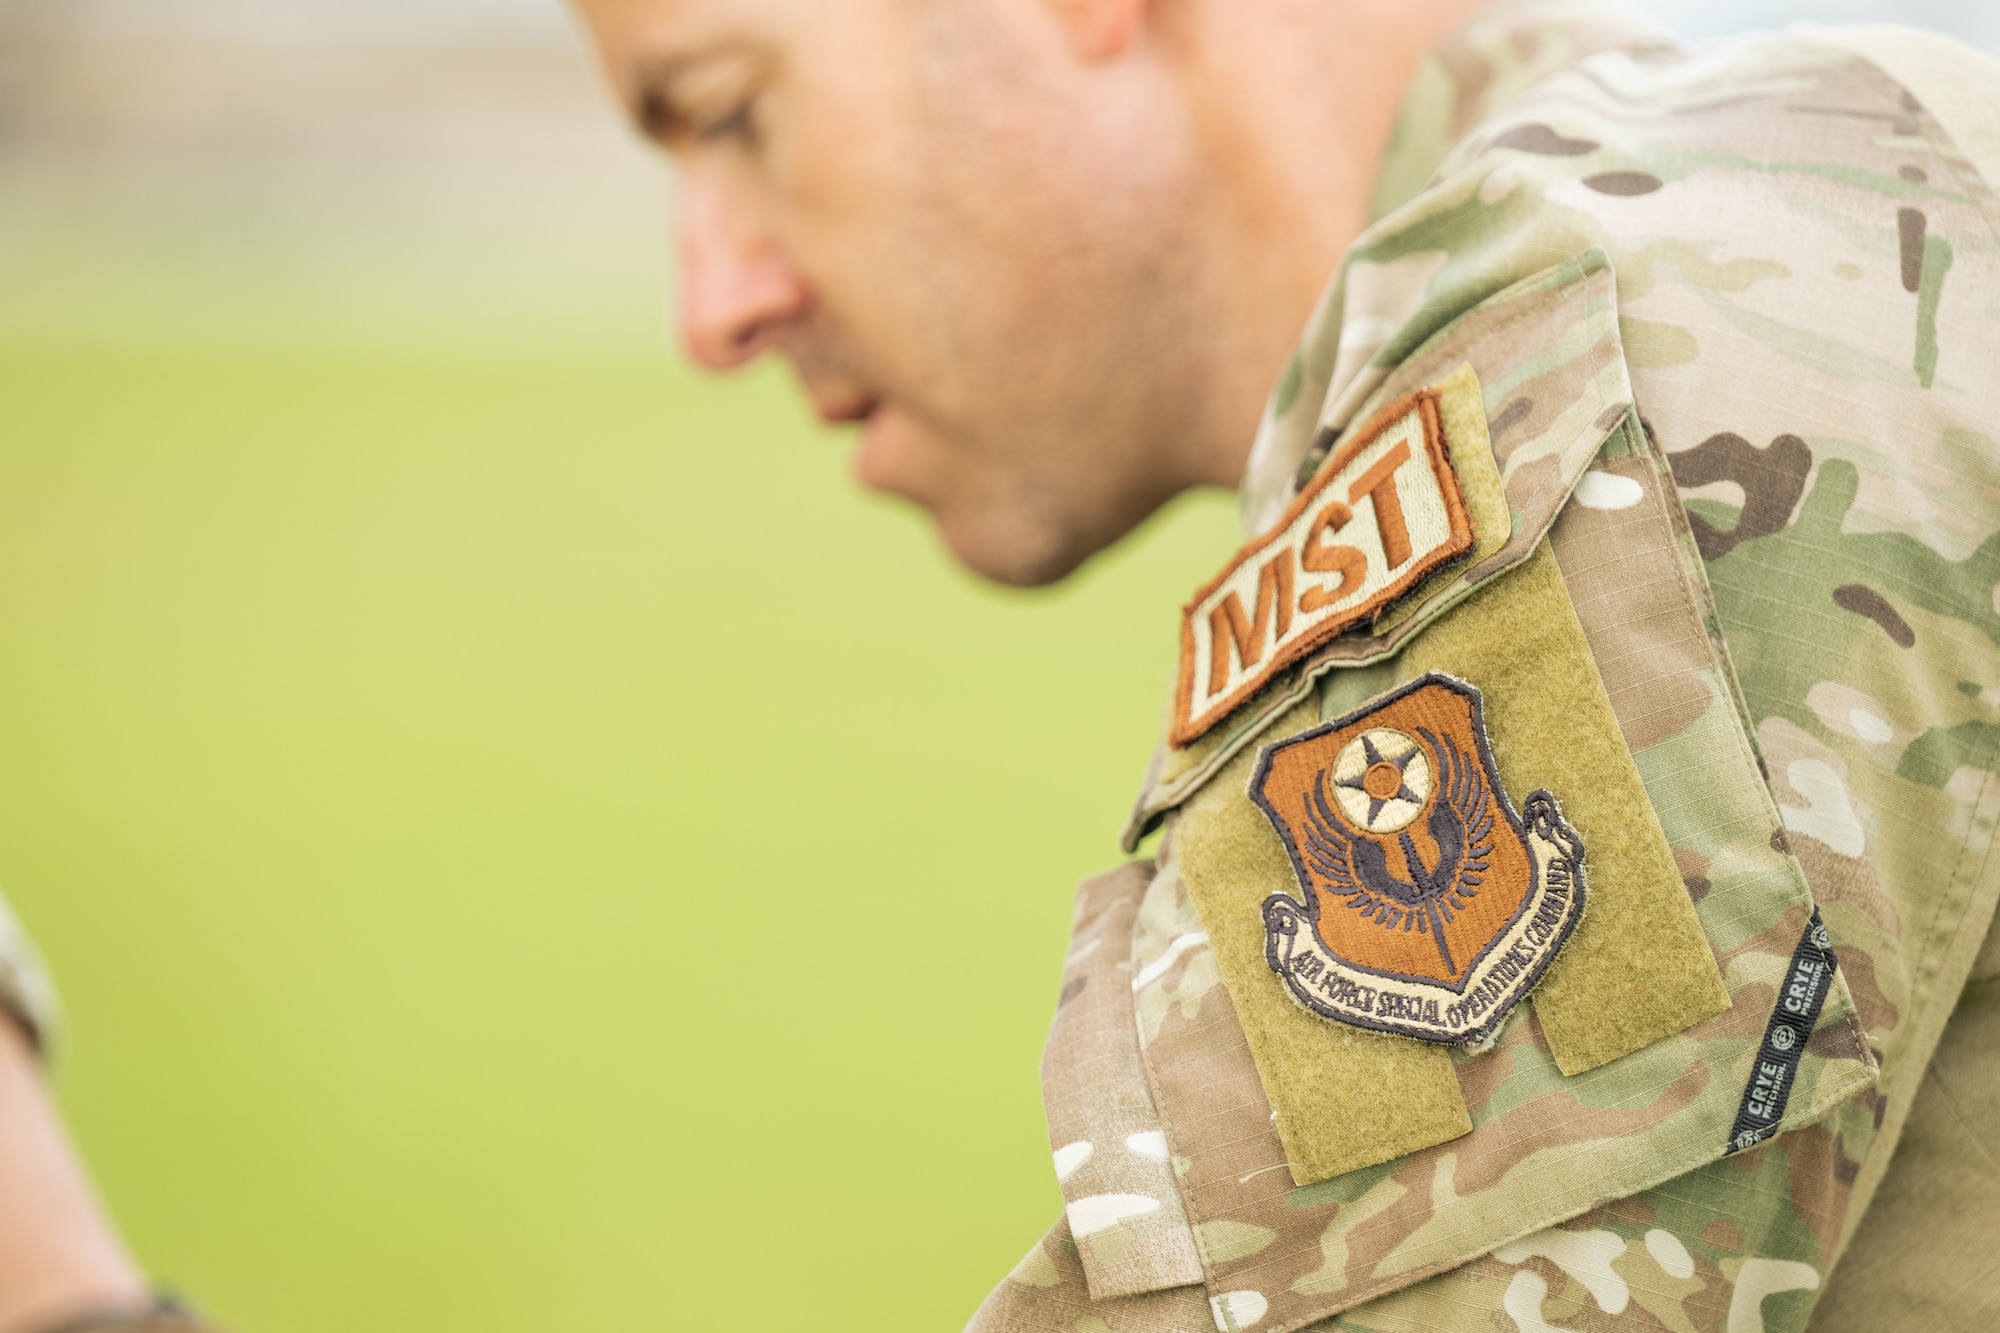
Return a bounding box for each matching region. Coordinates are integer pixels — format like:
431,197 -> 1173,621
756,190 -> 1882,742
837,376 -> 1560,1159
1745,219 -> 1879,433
851,402 -> 901,491
796,366 -> 901,491
803,387 -> 898,490
810,390 -> 879,426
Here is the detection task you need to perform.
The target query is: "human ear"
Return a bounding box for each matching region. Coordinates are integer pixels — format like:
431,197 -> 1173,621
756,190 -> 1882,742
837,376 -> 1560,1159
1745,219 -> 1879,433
1042,0 -> 1147,60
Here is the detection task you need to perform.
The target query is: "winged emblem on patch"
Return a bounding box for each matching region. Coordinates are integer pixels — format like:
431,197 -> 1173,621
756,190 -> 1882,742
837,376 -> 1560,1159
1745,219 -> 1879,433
1252,672 -> 1586,1045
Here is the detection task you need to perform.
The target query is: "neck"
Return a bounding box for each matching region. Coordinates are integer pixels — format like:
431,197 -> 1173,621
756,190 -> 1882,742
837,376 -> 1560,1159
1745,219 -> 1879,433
1163,0 -> 1488,491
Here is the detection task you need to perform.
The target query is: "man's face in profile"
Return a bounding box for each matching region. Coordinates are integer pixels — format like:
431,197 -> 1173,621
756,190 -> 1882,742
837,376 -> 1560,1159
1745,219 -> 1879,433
576,0 -> 1273,586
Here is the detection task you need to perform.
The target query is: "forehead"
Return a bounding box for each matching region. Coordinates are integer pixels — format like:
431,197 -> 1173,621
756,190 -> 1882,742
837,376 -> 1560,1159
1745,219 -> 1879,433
576,0 -> 801,69
577,0 -> 925,152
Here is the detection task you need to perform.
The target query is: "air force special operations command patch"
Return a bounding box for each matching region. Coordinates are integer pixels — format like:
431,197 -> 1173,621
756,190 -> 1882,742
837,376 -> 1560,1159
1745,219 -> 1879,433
1252,674 -> 1586,1045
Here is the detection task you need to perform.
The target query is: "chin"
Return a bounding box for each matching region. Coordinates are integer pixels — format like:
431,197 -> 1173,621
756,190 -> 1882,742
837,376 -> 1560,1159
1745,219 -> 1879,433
936,510 -> 1095,589
854,410 -> 1131,587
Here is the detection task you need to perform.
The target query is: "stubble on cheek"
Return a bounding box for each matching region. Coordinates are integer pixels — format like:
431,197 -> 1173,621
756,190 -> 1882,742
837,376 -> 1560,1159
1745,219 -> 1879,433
772,4 -> 1214,586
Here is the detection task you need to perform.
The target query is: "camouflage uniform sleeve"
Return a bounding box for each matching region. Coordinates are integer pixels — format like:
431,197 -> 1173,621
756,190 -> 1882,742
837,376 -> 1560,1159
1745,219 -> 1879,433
1812,907 -> 2000,1331
1757,30 -> 2000,1327
1814,25 -> 2000,195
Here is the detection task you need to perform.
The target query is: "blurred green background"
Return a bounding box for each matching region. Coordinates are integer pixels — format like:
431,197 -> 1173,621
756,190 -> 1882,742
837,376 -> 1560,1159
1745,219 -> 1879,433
0,345 -> 1235,1331
0,4 -> 1240,1328
1,1 -> 1994,1330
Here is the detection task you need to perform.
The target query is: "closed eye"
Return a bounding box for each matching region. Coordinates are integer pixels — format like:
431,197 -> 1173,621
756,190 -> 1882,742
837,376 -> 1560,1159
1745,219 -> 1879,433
697,101 -> 755,145
629,45 -> 768,153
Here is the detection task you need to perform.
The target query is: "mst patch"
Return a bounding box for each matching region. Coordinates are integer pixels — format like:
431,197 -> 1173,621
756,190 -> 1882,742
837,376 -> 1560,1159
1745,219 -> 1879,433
1172,390 -> 1473,746
1252,672 -> 1586,1045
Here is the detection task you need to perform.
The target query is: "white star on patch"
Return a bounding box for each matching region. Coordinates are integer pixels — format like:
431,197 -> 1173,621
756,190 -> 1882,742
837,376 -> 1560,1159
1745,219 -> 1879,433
1330,727 -> 1432,833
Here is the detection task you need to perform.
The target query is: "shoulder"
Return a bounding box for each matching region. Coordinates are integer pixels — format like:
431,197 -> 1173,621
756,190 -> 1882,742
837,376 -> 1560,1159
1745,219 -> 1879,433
1248,26 -> 2000,530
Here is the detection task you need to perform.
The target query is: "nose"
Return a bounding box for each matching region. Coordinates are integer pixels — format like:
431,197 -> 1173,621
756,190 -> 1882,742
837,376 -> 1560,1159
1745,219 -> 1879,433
676,175 -> 809,370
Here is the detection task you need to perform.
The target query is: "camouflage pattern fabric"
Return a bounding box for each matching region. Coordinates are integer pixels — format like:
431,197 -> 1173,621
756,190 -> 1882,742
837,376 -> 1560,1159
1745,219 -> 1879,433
974,2 -> 2000,1330
1812,908 -> 2000,1330
1044,863 -> 1207,1297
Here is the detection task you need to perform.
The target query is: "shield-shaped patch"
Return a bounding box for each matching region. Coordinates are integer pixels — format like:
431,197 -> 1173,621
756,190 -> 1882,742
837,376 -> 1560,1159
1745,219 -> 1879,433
1253,672 -> 1586,1045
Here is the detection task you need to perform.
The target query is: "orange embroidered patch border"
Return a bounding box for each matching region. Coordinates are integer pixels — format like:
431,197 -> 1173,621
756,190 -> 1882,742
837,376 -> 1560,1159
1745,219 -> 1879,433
1171,390 -> 1473,747
1252,672 -> 1586,1045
